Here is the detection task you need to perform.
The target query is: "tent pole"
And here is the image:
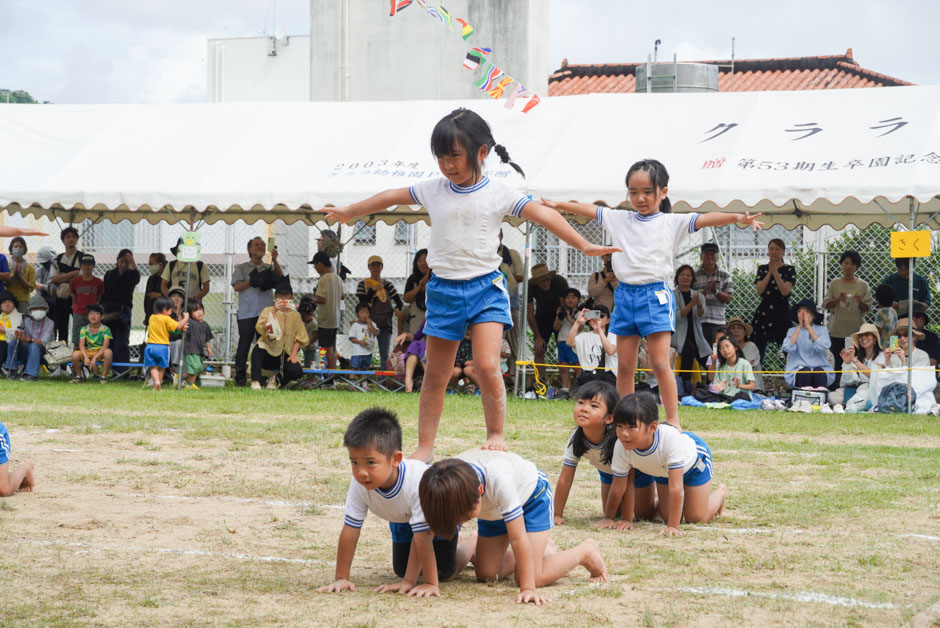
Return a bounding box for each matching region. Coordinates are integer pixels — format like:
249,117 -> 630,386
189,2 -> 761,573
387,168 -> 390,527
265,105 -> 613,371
223,223 -> 235,363
814,228 -> 827,309
907,197 -> 915,414
177,260 -> 192,391
515,223 -> 532,398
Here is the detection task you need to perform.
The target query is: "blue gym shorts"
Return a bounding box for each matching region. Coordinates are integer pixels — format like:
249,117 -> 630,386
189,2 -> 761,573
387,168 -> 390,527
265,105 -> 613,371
557,341 -> 578,364
478,472 -> 553,537
610,281 -> 675,338
600,469 -> 654,487
424,270 -> 513,341
653,432 -> 714,487
143,343 -> 170,369
388,521 -> 458,543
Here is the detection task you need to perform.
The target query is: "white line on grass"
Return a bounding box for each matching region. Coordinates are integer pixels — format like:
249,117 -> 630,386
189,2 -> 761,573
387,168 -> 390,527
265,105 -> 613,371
114,492 -> 344,509
689,525 -> 938,542
30,540 -> 328,566
678,586 -> 896,610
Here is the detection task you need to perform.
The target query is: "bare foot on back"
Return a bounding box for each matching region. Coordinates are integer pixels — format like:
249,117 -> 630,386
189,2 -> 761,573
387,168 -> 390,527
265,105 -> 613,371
410,446 -> 434,464
580,538 -> 608,583
481,434 -> 508,452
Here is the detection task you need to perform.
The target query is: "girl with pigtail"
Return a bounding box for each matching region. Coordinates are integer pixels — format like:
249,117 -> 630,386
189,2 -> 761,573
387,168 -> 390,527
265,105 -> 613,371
325,108 -> 618,461
543,159 -> 763,430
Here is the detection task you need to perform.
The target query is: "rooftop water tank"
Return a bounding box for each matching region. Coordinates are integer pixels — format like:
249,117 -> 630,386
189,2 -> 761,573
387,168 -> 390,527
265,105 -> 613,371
635,62 -> 719,93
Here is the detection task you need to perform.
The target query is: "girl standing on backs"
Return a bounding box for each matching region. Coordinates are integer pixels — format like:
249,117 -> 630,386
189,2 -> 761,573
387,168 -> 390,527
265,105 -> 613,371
543,159 -> 762,429
325,108 -> 618,461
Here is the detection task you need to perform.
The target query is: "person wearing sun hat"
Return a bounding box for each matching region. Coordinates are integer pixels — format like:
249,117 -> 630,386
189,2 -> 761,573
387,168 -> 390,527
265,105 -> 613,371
356,254 -> 404,370
829,322 -> 882,411
726,316 -> 764,392
897,301 -> 940,367
876,318 -> 937,414
526,263 -> 568,384
781,298 -> 833,389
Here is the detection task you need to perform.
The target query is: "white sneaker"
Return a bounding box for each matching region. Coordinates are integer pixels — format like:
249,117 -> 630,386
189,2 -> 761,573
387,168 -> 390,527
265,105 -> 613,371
833,404 -> 845,414
250,381 -> 262,390
819,403 -> 833,414
774,399 -> 787,411
787,400 -> 802,412
761,399 -> 776,411
929,404 -> 940,416
266,377 -> 278,390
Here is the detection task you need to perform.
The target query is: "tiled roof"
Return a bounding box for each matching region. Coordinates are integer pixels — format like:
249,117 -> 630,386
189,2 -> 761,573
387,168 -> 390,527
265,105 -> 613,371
548,48 -> 914,96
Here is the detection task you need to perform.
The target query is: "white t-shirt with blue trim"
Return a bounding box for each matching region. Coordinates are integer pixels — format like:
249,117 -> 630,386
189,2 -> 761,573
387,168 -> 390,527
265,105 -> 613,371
610,424 -> 698,479
457,449 -> 539,523
595,208 -> 699,286
409,177 -> 530,281
562,428 -> 613,475
342,459 -> 430,533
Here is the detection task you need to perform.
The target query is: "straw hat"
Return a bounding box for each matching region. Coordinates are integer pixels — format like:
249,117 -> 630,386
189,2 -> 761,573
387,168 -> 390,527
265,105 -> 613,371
529,263 -> 556,284
892,318 -> 925,340
850,323 -> 882,349
726,316 -> 753,338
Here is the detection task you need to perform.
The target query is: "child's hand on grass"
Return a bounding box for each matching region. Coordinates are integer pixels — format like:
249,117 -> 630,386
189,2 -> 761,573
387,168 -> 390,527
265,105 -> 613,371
517,589 -> 548,606
660,525 -> 683,537
406,583 -> 440,598
613,520 -> 633,531
317,578 -> 355,593
594,518 -> 616,529
374,580 -> 412,594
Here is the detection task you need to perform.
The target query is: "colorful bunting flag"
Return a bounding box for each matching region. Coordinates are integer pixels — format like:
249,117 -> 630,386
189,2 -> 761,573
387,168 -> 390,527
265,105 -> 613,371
389,0 -> 412,16
426,6 -> 444,22
438,6 -> 454,31
456,18 -> 473,39
463,52 -> 482,70
476,63 -> 501,92
521,93 -> 541,114
471,46 -> 492,57
488,76 -> 513,100
504,83 -> 529,109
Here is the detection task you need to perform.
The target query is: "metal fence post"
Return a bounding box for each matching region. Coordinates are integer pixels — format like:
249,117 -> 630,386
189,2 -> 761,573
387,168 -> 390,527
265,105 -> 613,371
515,223 -> 532,397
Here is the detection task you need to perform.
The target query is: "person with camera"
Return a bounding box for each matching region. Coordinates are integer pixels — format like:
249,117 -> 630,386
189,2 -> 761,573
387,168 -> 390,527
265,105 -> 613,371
553,288 -> 582,394
587,254 -> 619,313
564,305 -> 617,388
232,237 -> 284,387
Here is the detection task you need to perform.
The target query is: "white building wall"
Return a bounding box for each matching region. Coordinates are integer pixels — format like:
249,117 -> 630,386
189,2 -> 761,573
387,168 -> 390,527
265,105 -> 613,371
207,36 -> 311,103
310,0 -> 549,101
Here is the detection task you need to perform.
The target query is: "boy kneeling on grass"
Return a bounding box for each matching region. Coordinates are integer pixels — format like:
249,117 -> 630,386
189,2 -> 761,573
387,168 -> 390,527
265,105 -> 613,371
419,449 -> 608,606
0,420 -> 34,497
319,408 -> 458,598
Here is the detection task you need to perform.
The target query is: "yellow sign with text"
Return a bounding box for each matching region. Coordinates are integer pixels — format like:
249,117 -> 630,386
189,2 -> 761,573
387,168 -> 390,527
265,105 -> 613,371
890,230 -> 931,258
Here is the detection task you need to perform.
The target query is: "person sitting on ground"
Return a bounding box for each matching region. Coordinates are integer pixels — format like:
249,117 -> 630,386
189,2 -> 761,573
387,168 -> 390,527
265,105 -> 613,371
565,305 -> 617,388
782,299 -> 833,390
419,449 -> 608,606
183,299 -> 213,389
707,335 -> 756,401
251,281 -> 308,390
317,408 -> 455,599
348,303 -> 378,372
872,284 -> 898,348
144,296 -> 189,392
451,328 -> 477,393
0,420 -> 34,496
829,323 -> 881,412
899,302 -> 939,367
726,317 -> 764,393
70,303 -> 112,382
395,321 -> 427,393
553,288 -> 582,395
3,295 -> 54,382
0,291 -> 22,367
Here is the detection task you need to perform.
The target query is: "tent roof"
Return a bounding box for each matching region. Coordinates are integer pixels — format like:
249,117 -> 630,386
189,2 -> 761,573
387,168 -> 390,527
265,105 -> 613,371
1,87 -> 938,229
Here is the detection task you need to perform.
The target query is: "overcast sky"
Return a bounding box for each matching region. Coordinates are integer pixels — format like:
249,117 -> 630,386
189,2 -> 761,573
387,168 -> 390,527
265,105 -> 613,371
1,0 -> 936,104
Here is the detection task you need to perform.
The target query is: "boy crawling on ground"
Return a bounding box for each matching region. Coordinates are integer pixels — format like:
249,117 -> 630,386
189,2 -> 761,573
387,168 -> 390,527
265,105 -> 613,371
0,420 -> 34,496
318,408 -> 458,598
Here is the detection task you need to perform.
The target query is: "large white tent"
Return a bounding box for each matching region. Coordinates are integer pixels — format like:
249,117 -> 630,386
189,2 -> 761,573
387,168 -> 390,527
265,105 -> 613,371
0,85 -> 938,230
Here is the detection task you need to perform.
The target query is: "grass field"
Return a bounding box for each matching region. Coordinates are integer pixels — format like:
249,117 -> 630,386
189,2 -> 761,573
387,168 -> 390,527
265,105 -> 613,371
0,380 -> 937,626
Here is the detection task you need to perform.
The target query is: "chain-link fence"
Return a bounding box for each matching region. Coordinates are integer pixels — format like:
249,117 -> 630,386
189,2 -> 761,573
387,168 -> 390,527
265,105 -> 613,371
2,212 -> 936,382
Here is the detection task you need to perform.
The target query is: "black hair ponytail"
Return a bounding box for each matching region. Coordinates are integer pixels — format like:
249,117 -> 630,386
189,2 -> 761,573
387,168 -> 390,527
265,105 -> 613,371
431,108 -> 525,182
625,158 -> 671,213
493,143 -> 525,177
